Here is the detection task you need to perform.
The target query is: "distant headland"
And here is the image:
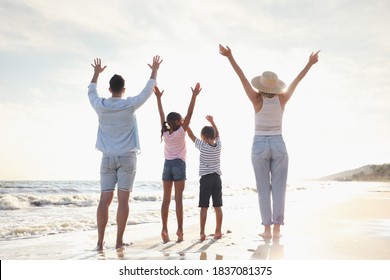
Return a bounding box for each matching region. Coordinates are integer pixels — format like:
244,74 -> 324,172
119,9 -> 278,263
320,163 -> 390,182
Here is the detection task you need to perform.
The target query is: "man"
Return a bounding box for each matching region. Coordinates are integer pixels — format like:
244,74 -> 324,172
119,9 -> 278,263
88,56 -> 162,250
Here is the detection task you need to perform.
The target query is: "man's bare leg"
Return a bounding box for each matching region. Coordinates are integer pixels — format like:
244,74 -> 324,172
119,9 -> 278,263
97,191 -> 114,250
115,189 -> 130,249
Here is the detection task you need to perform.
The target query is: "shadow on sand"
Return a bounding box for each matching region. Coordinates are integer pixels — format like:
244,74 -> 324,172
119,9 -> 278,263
251,238 -> 284,260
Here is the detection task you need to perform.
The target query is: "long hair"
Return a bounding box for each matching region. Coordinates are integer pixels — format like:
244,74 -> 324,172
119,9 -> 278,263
161,112 -> 182,141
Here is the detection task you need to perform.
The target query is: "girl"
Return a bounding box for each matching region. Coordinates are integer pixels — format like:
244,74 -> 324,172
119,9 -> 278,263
154,83 -> 202,242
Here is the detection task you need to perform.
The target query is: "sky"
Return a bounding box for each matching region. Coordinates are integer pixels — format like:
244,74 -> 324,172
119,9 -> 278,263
0,0 -> 389,184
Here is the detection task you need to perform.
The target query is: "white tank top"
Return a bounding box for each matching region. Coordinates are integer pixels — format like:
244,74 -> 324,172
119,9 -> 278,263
254,96 -> 284,135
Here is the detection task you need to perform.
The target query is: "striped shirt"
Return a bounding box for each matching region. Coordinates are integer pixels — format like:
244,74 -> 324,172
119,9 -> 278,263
194,137 -> 222,177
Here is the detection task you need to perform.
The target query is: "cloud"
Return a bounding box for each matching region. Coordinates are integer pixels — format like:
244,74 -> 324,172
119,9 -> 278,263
0,0 -> 389,180
0,0 -> 147,54
0,1 -> 86,53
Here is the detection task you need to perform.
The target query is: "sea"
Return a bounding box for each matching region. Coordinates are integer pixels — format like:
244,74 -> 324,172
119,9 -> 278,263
0,180 -> 388,242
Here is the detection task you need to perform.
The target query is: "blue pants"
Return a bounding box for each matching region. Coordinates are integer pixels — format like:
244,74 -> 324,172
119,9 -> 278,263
251,135 -> 288,226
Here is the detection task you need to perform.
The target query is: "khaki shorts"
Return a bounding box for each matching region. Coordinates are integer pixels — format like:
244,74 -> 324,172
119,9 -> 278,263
100,152 -> 137,192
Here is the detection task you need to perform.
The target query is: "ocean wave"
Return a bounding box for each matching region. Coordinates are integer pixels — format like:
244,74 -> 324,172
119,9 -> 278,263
0,208 -> 162,240
131,193 -> 197,202
0,219 -> 96,240
132,195 -> 160,202
0,195 -> 30,210
0,194 -> 98,210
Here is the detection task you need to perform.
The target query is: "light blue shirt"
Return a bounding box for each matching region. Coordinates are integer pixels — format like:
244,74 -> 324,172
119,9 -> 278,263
88,79 -> 156,155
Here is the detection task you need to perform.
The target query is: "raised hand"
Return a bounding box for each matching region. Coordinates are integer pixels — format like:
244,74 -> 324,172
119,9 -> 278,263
90,58 -> 106,83
191,82 -> 202,96
153,85 -> 164,98
205,115 -> 214,123
219,44 -> 232,57
309,50 -> 320,65
148,55 -> 163,71
206,115 -> 219,138
91,58 -> 107,74
183,82 -> 202,130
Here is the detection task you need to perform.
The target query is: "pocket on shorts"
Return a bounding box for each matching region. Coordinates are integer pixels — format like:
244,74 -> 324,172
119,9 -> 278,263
119,155 -> 136,172
100,157 -> 110,174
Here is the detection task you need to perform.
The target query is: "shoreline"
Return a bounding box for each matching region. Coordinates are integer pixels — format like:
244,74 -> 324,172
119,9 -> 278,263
0,184 -> 389,260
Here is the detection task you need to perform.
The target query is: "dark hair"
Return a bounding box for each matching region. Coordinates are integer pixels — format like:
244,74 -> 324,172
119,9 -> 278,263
109,74 -> 125,93
201,126 -> 215,140
161,112 -> 182,140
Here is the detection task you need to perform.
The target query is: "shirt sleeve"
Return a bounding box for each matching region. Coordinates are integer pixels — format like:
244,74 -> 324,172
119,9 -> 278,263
194,138 -> 203,150
216,137 -> 221,147
128,79 -> 157,110
88,83 -> 101,109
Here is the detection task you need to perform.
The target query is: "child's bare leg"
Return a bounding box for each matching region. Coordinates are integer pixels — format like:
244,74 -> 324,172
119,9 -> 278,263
174,180 -> 185,242
200,207 -> 208,241
161,181 -> 173,243
214,207 -> 223,239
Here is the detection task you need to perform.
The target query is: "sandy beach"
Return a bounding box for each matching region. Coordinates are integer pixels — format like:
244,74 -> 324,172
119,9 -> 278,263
1,182 -> 389,261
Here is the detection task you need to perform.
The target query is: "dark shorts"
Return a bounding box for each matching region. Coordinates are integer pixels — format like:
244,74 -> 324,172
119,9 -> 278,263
199,173 -> 222,208
162,159 -> 186,181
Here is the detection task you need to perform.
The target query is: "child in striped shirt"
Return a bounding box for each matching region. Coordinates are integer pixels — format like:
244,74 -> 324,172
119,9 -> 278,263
187,115 -> 223,241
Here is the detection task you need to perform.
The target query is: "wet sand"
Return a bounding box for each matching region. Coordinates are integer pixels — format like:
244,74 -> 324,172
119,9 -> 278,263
1,184 -> 389,260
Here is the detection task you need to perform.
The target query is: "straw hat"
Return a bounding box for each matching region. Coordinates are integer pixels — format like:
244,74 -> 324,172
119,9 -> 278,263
251,71 -> 286,94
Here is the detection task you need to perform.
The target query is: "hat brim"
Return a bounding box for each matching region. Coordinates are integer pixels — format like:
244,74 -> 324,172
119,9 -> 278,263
251,76 -> 286,94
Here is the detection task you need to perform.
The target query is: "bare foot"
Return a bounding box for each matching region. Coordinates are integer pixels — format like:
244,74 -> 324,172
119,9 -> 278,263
176,230 -> 184,242
115,242 -> 133,249
161,230 -> 170,243
272,230 -> 282,239
214,231 -> 223,239
95,245 -> 104,251
200,233 -> 206,241
95,242 -> 105,251
259,232 -> 272,239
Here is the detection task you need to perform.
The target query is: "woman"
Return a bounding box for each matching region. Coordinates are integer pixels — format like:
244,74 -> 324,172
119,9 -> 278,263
219,44 -> 319,238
